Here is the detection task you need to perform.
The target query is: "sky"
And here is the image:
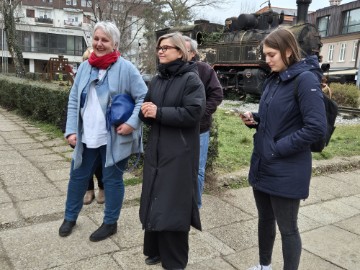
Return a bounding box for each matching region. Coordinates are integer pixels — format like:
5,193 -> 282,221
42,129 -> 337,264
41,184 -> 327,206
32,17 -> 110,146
196,0 -> 354,24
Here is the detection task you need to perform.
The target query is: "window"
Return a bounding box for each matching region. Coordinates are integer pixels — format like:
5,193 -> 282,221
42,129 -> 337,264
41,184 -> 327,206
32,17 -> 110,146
81,0 -> 92,7
318,16 -> 330,37
352,41 -> 358,61
342,8 -> 360,34
328,44 -> 334,62
339,43 -> 346,62
26,9 -> 35,18
66,0 -> 72,5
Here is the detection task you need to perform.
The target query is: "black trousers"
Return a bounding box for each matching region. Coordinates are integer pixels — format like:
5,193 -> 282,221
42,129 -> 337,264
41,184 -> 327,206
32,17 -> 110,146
87,158 -> 104,190
144,230 -> 189,269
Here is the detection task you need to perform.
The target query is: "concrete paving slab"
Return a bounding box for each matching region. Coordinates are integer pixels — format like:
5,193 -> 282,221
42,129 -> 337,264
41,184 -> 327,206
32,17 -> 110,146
298,213 -> 323,233
0,217 -> 119,270
187,257 -> 237,270
0,151 -> 28,166
33,135 -> 52,142
20,148 -> 54,157
42,138 -> 67,147
27,154 -> 65,163
300,199 -> 359,225
225,245 -> 344,270
112,246 -> 159,270
302,179 -> 336,206
6,137 -> 38,145
200,194 -> 253,230
310,174 -> 360,197
0,124 -> 23,132
7,182 -> 62,202
51,254 -> 121,270
35,160 -> 70,171
44,168 -> 70,182
0,163 -> 50,186
0,189 -> 12,204
89,206 -> 144,249
124,184 -> 142,201
0,131 -> 29,139
0,203 -> 20,225
219,186 -> 258,216
327,169 -> 360,187
188,230 -> 235,263
51,145 -> 73,154
24,128 -> 42,134
11,143 -> 46,151
336,195 -> 360,210
52,180 -> 69,194
17,196 -> 66,219
302,225 -> 360,269
208,219 -> 257,252
335,214 -> 360,235
0,137 -> 6,145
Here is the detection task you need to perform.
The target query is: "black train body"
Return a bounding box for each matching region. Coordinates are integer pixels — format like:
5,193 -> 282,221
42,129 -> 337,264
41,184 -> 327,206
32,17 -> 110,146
155,0 -> 323,98
207,0 -> 322,97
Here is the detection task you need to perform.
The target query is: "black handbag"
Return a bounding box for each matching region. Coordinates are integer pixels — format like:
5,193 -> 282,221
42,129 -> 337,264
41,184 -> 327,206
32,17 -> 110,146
106,93 -> 135,130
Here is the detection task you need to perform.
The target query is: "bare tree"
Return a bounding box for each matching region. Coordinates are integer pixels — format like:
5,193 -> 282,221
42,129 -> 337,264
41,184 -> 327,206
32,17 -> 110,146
0,0 -> 25,77
84,0 -> 148,55
153,0 -> 225,27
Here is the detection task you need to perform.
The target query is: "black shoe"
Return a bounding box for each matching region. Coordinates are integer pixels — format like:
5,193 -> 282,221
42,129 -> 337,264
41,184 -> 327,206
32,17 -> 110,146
89,223 -> 117,242
145,256 -> 161,265
59,219 -> 76,237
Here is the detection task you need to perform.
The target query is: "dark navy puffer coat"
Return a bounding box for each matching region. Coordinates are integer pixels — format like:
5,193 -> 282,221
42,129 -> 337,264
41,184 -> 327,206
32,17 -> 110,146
248,56 -> 327,199
139,60 -> 205,232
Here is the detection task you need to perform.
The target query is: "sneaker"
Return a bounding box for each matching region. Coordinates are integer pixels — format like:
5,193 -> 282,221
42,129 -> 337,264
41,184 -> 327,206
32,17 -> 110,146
247,265 -> 272,270
96,189 -> 105,204
83,190 -> 95,205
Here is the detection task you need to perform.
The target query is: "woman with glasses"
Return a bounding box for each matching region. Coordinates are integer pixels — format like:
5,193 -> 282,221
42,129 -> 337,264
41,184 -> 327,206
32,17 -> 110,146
139,32 -> 205,270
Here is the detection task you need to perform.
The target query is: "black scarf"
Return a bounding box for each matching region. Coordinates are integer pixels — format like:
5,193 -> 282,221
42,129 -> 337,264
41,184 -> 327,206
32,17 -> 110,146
158,59 -> 186,77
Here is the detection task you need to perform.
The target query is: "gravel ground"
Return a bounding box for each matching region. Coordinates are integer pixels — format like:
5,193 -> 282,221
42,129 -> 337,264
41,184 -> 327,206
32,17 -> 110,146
219,100 -> 360,126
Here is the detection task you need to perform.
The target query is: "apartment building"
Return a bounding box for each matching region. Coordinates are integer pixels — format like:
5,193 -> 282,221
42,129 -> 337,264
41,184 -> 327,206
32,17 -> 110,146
308,0 -> 360,83
0,0 -> 146,74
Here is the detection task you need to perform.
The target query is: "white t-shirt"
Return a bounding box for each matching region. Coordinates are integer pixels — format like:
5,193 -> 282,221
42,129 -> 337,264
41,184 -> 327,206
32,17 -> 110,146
81,69 -> 108,148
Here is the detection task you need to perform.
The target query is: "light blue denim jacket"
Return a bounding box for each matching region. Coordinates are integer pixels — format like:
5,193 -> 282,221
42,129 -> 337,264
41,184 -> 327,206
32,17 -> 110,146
65,57 -> 147,169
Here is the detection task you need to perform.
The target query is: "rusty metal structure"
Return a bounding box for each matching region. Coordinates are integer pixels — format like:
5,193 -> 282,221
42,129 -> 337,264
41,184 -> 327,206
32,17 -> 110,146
43,55 -> 75,85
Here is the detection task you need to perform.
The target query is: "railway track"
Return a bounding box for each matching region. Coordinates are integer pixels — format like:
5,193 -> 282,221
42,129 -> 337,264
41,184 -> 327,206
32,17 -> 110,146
338,106 -> 360,116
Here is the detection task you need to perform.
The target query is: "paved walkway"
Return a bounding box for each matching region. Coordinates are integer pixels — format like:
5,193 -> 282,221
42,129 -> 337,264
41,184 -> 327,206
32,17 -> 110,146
0,107 -> 360,270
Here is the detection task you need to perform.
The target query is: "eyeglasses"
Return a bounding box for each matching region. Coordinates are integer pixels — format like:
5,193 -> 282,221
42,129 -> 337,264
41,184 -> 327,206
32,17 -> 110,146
156,45 -> 179,52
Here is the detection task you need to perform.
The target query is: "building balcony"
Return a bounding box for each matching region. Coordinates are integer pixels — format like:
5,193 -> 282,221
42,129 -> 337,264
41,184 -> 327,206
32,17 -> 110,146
35,17 -> 53,24
64,20 -> 82,28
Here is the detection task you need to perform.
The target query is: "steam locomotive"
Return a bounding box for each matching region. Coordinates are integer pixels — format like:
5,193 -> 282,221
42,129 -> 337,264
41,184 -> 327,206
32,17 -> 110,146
156,0 -> 327,98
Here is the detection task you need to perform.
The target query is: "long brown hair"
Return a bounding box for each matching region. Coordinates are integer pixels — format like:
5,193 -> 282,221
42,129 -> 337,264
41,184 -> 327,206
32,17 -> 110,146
262,28 -> 302,67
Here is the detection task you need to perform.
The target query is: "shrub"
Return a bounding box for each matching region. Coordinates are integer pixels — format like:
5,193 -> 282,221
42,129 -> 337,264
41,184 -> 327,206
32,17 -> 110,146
0,74 -> 70,129
330,83 -> 360,107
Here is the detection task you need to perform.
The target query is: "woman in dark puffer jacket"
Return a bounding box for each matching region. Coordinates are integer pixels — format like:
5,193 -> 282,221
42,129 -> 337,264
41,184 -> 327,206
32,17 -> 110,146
138,32 -> 205,270
240,28 -> 327,270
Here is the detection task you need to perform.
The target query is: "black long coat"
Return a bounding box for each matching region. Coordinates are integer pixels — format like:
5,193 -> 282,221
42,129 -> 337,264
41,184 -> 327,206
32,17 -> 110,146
139,61 -> 205,232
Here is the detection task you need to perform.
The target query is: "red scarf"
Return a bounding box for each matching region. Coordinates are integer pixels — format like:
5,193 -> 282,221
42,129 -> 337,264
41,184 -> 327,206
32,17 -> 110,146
88,50 -> 121,69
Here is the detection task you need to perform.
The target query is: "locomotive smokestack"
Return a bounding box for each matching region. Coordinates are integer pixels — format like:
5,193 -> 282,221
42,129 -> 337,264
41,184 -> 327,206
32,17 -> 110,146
296,0 -> 312,24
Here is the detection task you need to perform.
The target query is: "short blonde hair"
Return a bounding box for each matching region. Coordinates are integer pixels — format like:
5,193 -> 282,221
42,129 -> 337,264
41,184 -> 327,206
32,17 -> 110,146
82,47 -> 93,61
157,32 -> 188,62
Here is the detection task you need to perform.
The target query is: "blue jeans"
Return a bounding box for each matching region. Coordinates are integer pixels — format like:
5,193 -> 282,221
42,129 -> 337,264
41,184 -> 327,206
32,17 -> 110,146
253,189 -> 301,270
197,131 -> 210,208
65,144 -> 128,224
